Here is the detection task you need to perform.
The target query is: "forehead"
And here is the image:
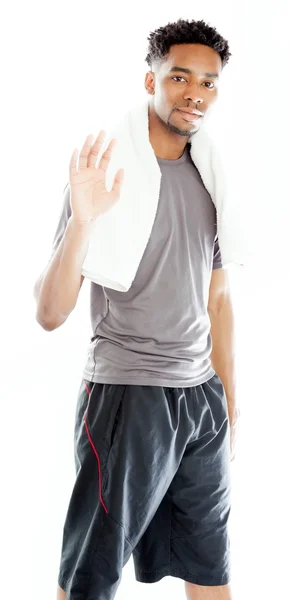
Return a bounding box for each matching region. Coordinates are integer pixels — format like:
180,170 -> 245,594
160,43 -> 222,74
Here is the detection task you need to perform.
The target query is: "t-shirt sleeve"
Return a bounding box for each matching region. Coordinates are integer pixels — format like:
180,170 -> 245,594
212,234 -> 223,269
50,182 -> 72,257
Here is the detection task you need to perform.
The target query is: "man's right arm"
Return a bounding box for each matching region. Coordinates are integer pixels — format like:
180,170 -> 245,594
34,216 -> 95,331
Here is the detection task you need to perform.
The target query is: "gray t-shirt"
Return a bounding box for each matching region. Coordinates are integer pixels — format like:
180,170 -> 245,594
51,143 -> 223,387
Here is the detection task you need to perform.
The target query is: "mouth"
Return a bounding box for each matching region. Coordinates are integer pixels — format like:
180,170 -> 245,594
176,109 -> 202,123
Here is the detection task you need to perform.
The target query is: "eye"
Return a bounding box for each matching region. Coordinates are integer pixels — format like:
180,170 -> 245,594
171,76 -> 187,82
171,77 -> 215,88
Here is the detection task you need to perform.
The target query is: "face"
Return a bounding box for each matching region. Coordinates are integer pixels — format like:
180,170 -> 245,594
145,44 -> 222,137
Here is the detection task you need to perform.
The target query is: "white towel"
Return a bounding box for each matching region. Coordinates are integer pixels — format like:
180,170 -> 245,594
81,98 -> 250,292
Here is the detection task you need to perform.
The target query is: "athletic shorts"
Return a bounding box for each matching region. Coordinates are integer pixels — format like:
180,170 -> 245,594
57,373 -> 232,599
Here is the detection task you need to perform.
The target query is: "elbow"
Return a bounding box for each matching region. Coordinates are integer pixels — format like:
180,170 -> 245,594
33,285 -> 70,331
35,310 -> 66,331
35,314 -> 56,331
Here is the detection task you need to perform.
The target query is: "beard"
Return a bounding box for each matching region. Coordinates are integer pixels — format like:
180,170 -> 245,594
167,108 -> 200,137
166,119 -> 195,137
152,104 -> 199,138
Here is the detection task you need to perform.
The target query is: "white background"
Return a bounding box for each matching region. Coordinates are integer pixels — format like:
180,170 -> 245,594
1,1 -> 290,599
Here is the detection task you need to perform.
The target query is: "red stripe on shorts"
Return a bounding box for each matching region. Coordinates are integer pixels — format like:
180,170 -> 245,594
83,381 -> 109,514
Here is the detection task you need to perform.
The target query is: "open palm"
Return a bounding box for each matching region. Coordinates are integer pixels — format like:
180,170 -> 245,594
69,131 -> 124,224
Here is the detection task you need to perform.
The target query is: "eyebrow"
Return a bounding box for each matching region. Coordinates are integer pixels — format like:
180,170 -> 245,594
169,66 -> 219,78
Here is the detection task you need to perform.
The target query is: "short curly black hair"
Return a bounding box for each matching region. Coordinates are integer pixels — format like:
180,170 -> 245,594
145,18 -> 232,70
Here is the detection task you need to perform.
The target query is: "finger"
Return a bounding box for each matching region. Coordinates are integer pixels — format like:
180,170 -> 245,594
98,138 -> 117,173
79,132 -> 105,170
69,148 -> 79,177
87,130 -> 107,168
78,134 -> 94,170
110,168 -> 124,200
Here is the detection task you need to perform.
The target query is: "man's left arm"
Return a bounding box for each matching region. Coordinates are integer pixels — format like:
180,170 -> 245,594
207,268 -> 241,457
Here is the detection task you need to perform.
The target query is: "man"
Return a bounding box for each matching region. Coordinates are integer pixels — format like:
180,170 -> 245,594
34,17 -> 240,600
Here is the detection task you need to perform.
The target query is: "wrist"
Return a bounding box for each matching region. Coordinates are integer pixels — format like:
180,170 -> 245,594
69,215 -> 96,229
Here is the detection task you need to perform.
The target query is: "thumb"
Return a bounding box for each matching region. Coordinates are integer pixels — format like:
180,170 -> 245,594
111,168 -> 124,199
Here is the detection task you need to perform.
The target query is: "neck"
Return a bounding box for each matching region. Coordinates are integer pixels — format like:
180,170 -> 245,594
148,102 -> 189,160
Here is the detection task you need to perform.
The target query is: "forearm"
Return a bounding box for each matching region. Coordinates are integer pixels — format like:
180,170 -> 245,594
35,216 -> 94,329
209,296 -> 237,404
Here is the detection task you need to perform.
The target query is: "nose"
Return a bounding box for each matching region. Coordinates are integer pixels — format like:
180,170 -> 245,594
183,83 -> 204,105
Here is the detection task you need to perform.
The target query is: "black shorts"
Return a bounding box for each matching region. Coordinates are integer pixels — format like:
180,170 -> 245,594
58,373 -> 232,599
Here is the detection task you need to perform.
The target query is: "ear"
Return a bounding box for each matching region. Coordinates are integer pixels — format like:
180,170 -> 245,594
145,71 -> 155,95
